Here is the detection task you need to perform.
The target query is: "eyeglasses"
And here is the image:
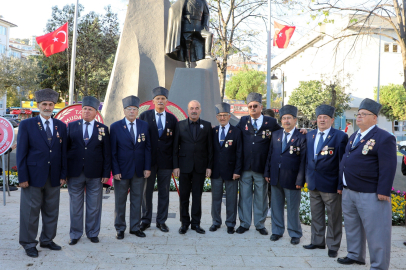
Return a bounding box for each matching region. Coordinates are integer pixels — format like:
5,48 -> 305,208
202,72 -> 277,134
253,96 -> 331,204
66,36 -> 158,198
248,104 -> 259,109
356,113 -> 374,118
216,114 -> 229,118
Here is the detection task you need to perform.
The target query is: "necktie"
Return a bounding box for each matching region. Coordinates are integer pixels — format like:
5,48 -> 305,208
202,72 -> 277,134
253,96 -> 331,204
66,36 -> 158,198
130,122 -> 136,143
157,113 -> 163,137
352,133 -> 362,149
315,132 -> 325,159
253,119 -> 258,133
192,122 -> 197,140
84,121 -> 90,145
220,126 -> 225,146
45,120 -> 52,145
282,131 -> 289,152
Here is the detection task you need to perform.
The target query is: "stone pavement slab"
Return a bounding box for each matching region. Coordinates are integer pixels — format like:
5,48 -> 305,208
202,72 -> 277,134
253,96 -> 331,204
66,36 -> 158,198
1,189 -> 406,269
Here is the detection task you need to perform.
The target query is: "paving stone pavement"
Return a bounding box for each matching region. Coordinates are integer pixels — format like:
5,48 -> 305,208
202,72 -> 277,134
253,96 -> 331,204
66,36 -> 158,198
1,189 -> 406,270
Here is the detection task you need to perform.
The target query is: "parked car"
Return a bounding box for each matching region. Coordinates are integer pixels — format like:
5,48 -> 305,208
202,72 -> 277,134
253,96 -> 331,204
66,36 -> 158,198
3,114 -> 17,120
8,119 -> 19,128
399,141 -> 406,152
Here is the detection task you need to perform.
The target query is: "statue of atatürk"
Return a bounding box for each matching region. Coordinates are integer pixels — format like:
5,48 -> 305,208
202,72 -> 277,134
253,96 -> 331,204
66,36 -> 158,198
166,0 -> 215,68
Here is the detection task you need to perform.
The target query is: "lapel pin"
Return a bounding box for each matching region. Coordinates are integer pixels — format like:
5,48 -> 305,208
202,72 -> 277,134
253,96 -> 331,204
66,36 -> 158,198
312,135 -> 315,139
265,122 -> 268,124
229,130 -> 232,133
124,125 -> 127,129
328,135 -> 331,139
291,139 -> 294,142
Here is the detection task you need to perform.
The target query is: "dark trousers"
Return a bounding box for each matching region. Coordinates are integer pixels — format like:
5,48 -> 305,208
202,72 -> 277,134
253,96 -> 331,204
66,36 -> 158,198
141,164 -> 172,225
179,171 -> 205,226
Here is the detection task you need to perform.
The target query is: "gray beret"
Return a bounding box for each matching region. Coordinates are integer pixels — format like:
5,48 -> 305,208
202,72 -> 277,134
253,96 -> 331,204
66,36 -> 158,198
215,103 -> 231,114
152,87 -> 169,99
82,96 -> 100,110
359,98 -> 382,115
246,92 -> 262,104
316,104 -> 335,118
122,95 -> 140,109
35,88 -> 59,104
279,105 -> 298,118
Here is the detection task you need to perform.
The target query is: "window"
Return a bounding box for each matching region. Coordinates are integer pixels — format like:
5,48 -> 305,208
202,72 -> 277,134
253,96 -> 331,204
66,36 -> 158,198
11,51 -> 21,58
0,44 -> 5,54
393,44 -> 398,53
0,26 -> 6,36
384,43 -> 389,52
394,120 -> 399,132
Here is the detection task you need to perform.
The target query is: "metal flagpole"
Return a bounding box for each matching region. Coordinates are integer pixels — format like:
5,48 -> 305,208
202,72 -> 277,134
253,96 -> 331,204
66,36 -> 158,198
377,26 -> 381,103
266,0 -> 272,108
68,0 -> 79,105
2,155 -> 5,205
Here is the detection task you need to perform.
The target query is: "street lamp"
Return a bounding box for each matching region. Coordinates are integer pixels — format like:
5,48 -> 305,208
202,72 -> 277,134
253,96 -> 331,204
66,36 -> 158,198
271,67 -> 285,107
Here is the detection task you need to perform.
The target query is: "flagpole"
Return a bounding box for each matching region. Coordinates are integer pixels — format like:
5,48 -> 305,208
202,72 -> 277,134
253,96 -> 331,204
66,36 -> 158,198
266,0 -> 271,108
69,0 -> 79,105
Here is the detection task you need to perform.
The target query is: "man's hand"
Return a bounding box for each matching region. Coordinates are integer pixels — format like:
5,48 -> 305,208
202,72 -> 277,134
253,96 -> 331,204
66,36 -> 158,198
232,174 -> 240,180
60,179 -> 66,187
173,168 -> 180,178
20,181 -> 29,188
114,174 -> 122,180
337,190 -> 342,195
144,170 -> 151,178
296,185 -> 303,189
11,144 -> 17,150
101,178 -> 109,184
265,177 -> 270,183
206,169 -> 212,178
378,194 -> 390,202
299,128 -> 307,134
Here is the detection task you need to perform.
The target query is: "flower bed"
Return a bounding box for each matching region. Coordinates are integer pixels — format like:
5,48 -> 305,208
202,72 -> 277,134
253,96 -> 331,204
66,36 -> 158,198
0,171 -> 19,186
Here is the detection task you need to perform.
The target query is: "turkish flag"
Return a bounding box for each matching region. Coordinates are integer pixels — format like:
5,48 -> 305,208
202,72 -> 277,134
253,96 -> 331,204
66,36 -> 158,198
36,22 -> 69,57
273,21 -> 295,49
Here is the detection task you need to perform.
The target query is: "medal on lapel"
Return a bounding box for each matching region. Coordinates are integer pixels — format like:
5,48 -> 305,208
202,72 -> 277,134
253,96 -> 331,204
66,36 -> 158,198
228,140 -> 233,146
56,131 -> 60,138
245,124 -> 248,131
98,135 -> 102,141
141,133 -> 145,142
289,145 -> 293,154
137,134 -> 141,143
262,131 -> 265,139
225,142 -> 228,148
296,147 -> 300,155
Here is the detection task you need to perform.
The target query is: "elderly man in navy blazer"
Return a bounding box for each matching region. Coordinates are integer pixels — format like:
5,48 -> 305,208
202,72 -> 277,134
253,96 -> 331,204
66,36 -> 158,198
337,98 -> 397,270
210,103 -> 242,234
110,96 -> 151,239
17,88 -> 67,258
236,93 -> 282,235
264,105 -> 306,245
139,87 -> 178,233
66,96 -> 111,245
303,105 -> 348,258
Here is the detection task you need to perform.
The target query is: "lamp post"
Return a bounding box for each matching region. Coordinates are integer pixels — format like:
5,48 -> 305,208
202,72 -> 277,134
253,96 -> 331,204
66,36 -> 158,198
271,67 -> 284,107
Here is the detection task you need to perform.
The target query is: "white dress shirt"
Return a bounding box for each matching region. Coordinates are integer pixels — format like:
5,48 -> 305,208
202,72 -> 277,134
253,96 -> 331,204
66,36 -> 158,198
343,125 -> 376,186
40,114 -> 53,135
82,119 -> 95,139
155,109 -> 166,130
282,127 -> 296,145
251,114 -> 264,130
218,123 -> 230,142
314,127 -> 331,157
125,117 -> 137,139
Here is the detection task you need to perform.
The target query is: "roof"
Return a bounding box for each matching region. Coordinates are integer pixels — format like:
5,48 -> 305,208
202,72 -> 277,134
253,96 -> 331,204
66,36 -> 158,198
0,18 -> 17,28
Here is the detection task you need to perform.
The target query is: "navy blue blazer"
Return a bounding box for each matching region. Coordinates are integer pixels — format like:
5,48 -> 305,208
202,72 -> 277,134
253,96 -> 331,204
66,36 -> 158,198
110,118 -> 152,179
236,115 -> 282,174
339,126 -> 397,196
211,124 -> 243,180
306,128 -> 348,193
67,120 -> 111,179
139,110 -> 178,170
264,128 -> 306,190
17,116 -> 67,187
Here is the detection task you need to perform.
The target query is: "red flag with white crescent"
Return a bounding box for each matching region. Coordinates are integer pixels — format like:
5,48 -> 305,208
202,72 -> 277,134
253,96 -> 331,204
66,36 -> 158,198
36,22 -> 69,57
273,21 -> 295,49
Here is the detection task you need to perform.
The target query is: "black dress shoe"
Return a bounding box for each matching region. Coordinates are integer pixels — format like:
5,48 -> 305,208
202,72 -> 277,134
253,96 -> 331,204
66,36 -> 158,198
191,225 -> 205,234
130,230 -> 146,237
40,241 -> 62,250
227,227 -> 235,234
116,231 -> 124,240
328,250 -> 338,258
291,237 -> 300,245
404,241 -> 406,246
270,234 -> 282,241
25,247 -> 38,258
140,222 -> 150,231
209,224 -> 220,232
157,223 -> 169,232
88,237 -> 99,243
302,243 -> 325,249
235,226 -> 249,234
256,228 -> 268,235
178,225 -> 188,234
337,257 -> 365,265
69,239 -> 79,245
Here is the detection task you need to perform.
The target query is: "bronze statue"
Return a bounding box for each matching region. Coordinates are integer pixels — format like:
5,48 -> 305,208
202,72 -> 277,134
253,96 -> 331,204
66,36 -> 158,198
166,0 -> 215,68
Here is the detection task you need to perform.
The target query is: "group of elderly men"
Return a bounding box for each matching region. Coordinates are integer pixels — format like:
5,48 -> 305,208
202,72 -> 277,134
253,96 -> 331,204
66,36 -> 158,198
17,87 -> 396,270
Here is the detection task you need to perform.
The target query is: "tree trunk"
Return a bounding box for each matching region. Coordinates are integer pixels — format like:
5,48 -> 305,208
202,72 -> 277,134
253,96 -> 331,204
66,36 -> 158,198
401,42 -> 406,91
219,57 -> 228,101
392,120 -> 395,134
330,84 -> 337,107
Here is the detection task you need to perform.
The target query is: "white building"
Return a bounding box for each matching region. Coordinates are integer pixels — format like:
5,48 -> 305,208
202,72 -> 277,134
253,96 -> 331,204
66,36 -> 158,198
271,14 -> 404,134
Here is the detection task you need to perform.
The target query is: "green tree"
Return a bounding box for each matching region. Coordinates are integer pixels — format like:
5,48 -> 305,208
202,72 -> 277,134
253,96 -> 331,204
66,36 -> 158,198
225,70 -> 266,101
374,84 -> 406,132
289,79 -> 351,120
